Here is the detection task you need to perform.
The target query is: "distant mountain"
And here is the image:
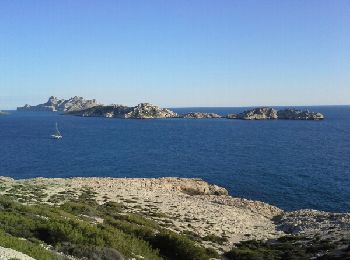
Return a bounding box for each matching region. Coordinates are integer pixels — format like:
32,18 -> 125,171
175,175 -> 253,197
17,96 -> 99,112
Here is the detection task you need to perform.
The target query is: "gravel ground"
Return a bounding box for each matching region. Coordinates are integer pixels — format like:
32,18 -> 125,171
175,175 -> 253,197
0,246 -> 35,260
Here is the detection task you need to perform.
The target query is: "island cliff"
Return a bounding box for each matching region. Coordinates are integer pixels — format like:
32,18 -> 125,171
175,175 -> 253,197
226,107 -> 324,120
68,103 -> 179,119
17,96 -> 99,112
182,112 -> 222,119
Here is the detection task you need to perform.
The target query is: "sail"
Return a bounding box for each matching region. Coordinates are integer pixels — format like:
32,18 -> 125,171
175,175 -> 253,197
55,123 -> 62,136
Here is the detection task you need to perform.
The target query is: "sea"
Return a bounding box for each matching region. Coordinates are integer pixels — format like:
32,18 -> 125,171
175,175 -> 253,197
0,106 -> 349,212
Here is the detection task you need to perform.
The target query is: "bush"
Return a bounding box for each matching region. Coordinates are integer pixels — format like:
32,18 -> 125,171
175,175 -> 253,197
202,234 -> 228,244
0,195 -> 221,260
151,231 -> 214,260
0,230 -> 60,260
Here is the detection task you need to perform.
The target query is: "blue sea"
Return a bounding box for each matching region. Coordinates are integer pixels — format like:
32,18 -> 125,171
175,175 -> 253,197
0,106 -> 349,212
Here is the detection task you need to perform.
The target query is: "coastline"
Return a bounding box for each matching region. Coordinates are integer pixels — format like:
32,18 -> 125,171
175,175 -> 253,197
1,176 -> 349,254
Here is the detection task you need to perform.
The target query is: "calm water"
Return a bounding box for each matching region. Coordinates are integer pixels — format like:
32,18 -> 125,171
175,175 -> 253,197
0,106 -> 349,212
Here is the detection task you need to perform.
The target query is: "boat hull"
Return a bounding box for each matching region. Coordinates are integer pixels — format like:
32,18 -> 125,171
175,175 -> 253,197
51,135 -> 62,139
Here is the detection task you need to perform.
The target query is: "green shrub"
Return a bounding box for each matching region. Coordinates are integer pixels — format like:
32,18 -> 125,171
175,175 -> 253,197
202,234 -> 228,244
0,230 -> 60,260
0,195 -> 219,260
150,231 -> 213,260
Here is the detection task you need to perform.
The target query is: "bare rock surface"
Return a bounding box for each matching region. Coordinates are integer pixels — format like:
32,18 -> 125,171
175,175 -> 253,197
0,176 -> 346,252
182,112 -> 222,119
16,97 -> 325,121
17,96 -> 99,112
226,113 -> 237,119
124,103 -> 178,119
226,107 -> 325,120
277,108 -> 325,120
0,246 -> 35,260
237,107 -> 278,120
276,209 -> 350,239
69,103 -> 178,119
0,177 -> 282,252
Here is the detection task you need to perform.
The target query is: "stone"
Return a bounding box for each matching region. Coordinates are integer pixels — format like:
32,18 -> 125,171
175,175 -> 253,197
69,103 -> 179,119
277,109 -> 324,120
226,113 -> 238,119
124,103 -> 178,119
182,112 -> 222,119
237,107 -> 278,120
17,96 -> 99,112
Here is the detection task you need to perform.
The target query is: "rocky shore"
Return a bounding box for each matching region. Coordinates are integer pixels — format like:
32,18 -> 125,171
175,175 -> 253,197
0,176 -> 347,254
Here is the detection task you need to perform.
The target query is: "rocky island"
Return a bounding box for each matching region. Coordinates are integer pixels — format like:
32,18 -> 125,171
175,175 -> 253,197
182,112 -> 222,119
226,107 -> 324,120
68,103 -> 179,119
17,96 -> 99,112
17,96 -> 325,120
0,176 -> 348,259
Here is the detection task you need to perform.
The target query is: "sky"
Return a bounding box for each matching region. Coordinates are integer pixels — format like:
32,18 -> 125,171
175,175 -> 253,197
0,0 -> 349,109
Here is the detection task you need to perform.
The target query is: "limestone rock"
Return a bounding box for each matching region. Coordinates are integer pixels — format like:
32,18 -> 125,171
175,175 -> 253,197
69,103 -> 178,119
124,103 -> 178,119
277,109 -> 324,120
17,96 -> 99,112
238,107 -> 278,120
276,209 -> 350,238
226,113 -> 238,119
70,105 -> 131,118
227,107 -> 324,120
182,112 -> 222,119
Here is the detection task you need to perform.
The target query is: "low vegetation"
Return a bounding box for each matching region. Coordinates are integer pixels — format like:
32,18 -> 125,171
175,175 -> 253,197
0,188 -> 218,260
224,236 -> 350,260
0,182 -> 348,259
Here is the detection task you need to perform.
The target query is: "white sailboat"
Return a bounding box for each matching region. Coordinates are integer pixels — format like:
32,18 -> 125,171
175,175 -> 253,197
51,122 -> 62,139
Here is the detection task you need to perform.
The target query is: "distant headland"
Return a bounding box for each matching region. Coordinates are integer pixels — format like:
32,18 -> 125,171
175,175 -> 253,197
17,96 -> 325,120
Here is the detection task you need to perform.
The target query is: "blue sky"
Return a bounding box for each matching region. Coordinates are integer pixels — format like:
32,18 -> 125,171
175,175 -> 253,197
0,0 -> 349,109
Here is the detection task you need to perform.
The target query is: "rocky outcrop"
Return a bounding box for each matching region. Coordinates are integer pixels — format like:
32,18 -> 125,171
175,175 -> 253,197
237,107 -> 278,120
182,112 -> 221,119
17,96 -> 99,112
1,176 -> 348,253
226,113 -> 238,119
275,209 -> 350,238
226,107 -> 324,120
124,103 -> 178,119
17,97 -> 325,121
69,105 -> 131,118
277,109 -> 324,120
69,103 -> 178,119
